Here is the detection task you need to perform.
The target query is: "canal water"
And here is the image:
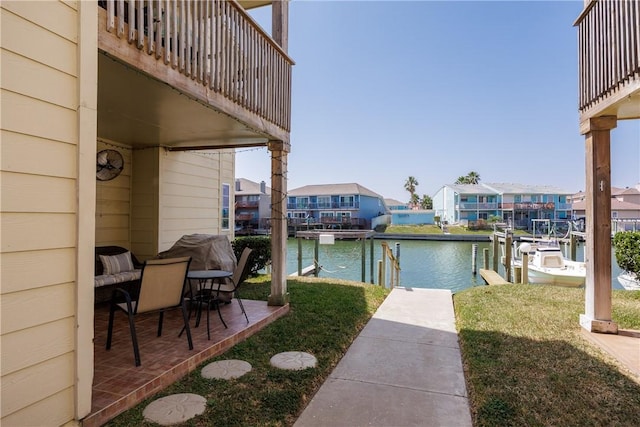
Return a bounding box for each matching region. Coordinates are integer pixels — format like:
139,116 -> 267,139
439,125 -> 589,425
286,238 -> 627,293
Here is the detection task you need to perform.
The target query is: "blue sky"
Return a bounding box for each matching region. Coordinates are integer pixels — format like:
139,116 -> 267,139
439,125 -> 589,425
239,0 -> 640,202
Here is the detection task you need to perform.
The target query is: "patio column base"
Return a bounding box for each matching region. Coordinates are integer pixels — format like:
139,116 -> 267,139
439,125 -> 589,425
268,292 -> 290,306
580,314 -> 618,334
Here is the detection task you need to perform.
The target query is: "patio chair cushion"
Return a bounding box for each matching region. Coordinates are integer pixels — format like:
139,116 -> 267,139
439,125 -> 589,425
95,270 -> 142,288
99,251 -> 135,275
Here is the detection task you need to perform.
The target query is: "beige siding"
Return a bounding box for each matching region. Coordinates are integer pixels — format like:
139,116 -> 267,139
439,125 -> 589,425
131,147 -> 160,261
158,151 -> 234,250
0,1 -> 94,424
95,141 -> 133,248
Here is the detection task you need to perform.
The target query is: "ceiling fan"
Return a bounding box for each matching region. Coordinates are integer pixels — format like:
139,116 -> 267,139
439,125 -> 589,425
96,149 -> 124,181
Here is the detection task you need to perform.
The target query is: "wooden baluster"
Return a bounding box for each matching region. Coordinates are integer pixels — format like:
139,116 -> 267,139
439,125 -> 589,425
137,0 -> 144,49
128,0 -> 135,43
117,0 -> 125,37
107,0 -> 115,32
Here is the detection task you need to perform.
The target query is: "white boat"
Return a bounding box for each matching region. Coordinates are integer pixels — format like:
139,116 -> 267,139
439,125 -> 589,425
514,243 -> 586,288
617,272 -> 640,290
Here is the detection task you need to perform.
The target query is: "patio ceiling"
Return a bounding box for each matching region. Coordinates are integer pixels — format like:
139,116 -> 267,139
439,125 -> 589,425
97,53 -> 270,149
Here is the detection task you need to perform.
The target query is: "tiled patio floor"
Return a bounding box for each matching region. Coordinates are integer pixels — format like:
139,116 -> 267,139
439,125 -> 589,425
84,299 -> 289,427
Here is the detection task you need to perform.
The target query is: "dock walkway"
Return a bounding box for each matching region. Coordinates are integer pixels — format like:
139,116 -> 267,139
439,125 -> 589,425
294,287 -> 472,426
479,268 -> 510,285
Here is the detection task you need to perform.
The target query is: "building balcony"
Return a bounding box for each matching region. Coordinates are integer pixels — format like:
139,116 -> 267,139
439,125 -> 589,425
575,0 -> 640,121
236,200 -> 260,208
458,202 -> 499,210
97,0 -> 293,150
235,213 -> 255,221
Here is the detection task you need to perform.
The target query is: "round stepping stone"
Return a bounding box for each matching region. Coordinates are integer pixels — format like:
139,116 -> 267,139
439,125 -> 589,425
201,359 -> 252,380
270,351 -> 317,370
143,393 -> 206,426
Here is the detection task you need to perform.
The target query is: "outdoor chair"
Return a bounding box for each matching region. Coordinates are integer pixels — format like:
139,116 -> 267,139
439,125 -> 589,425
106,256 -> 193,366
185,247 -> 253,337
218,247 -> 253,324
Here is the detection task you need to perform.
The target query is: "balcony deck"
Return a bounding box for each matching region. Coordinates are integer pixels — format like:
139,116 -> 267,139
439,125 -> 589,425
83,299 -> 289,427
575,0 -> 640,120
97,0 -> 293,149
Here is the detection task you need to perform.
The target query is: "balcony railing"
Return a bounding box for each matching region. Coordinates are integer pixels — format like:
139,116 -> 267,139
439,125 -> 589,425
101,0 -> 293,131
286,202 -> 360,210
458,202 -> 499,210
236,200 -> 259,208
575,0 -> 640,112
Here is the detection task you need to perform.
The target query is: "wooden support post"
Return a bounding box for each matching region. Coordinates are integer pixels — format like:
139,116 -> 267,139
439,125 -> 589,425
570,234 -> 578,261
504,233 -> 512,281
579,116 -> 617,333
492,233 -> 499,272
314,238 -> 319,277
483,248 -> 489,270
268,140 -> 290,306
377,260 -> 383,287
471,244 -> 478,275
297,236 -> 302,276
361,238 -> 366,283
370,237 -> 374,284
522,253 -> 529,284
381,243 -> 388,287
272,0 -> 289,52
514,266 -> 522,284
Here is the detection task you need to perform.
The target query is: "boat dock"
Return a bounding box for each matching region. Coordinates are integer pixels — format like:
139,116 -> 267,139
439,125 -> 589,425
479,268 -> 510,285
289,265 -> 318,277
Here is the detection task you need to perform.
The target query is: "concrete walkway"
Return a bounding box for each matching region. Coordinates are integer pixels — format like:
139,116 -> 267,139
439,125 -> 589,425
294,287 -> 473,427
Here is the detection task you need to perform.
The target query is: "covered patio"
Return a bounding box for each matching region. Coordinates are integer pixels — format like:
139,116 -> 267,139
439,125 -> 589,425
84,298 -> 289,427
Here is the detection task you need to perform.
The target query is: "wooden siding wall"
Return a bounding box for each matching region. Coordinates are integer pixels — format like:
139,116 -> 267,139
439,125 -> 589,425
158,150 -> 235,251
131,147 -> 160,262
1,1 -> 80,425
96,141 -> 133,248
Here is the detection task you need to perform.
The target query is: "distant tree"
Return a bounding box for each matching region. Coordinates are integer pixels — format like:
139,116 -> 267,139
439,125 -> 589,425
467,171 -> 481,184
420,195 -> 432,210
454,171 -> 481,184
455,176 -> 467,184
410,193 -> 420,208
404,176 -> 419,207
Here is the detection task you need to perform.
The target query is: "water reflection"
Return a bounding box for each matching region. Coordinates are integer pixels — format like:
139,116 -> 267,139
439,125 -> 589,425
286,238 -> 625,293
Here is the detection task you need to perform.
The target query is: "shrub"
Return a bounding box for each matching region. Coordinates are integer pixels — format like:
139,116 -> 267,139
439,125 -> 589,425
613,231 -> 640,279
232,236 -> 271,275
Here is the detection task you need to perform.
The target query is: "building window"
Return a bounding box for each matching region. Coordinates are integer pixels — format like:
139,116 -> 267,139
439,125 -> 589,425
318,196 -> 331,208
297,197 -> 309,209
221,183 -> 230,230
340,196 -> 354,207
612,211 -> 618,218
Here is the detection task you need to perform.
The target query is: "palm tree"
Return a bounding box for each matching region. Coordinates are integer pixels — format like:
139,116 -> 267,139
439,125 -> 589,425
454,172 -> 481,185
467,171 -> 481,184
420,195 -> 432,210
455,176 -> 468,184
404,176 -> 419,206
410,193 -> 420,208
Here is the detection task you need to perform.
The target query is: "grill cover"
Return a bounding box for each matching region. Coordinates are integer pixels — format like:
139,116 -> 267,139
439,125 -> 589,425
157,234 -> 237,272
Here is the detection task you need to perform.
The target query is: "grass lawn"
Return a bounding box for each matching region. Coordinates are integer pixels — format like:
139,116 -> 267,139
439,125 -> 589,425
454,285 -> 640,426
106,276 -> 389,426
386,224 -> 531,235
106,277 -> 640,426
